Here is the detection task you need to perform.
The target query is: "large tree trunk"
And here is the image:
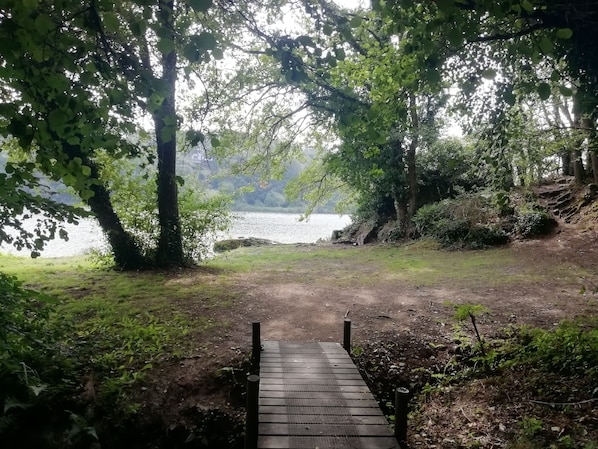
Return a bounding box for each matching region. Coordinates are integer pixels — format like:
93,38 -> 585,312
154,0 -> 184,267
572,148 -> 585,184
63,146 -> 147,269
85,167 -> 147,269
561,150 -> 572,176
582,118 -> 598,184
407,94 -> 418,219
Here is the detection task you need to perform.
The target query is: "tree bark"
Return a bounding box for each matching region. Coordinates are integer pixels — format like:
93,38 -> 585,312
63,145 -> 147,269
85,165 -> 147,269
153,0 -> 184,267
572,148 -> 585,184
582,118 -> 598,184
407,93 -> 418,219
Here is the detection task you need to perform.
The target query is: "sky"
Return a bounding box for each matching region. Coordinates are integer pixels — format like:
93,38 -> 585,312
333,0 -> 369,10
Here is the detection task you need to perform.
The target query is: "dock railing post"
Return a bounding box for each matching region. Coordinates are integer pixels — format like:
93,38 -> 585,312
394,387 -> 410,446
251,321 -> 261,372
244,374 -> 260,449
343,319 -> 351,352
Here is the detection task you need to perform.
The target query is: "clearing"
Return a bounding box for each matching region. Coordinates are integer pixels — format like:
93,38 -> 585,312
135,221 -> 598,448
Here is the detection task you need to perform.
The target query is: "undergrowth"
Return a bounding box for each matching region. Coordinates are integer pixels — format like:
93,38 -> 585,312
0,263 -> 217,448
354,312 -> 598,449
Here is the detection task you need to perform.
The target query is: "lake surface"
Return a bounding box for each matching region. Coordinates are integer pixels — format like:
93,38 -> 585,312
0,212 -> 352,258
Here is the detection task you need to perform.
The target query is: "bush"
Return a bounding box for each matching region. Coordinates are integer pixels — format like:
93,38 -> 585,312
515,320 -> 598,378
515,209 -> 556,238
413,193 -> 508,249
0,272 -> 68,433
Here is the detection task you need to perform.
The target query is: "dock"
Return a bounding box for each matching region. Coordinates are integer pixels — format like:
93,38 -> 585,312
253,340 -> 401,449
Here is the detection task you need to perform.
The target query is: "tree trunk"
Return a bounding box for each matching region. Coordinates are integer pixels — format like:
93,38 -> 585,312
85,169 -> 147,269
581,117 -> 598,184
407,93 -> 418,219
60,144 -> 147,269
592,151 -> 598,184
153,0 -> 184,267
572,148 -> 585,184
561,150 -> 572,176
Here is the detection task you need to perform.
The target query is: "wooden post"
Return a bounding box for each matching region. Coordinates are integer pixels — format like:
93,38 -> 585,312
343,319 -> 351,352
252,321 -> 261,370
394,387 -> 410,446
244,374 -> 260,449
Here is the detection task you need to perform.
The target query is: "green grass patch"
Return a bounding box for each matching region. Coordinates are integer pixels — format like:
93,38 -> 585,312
0,254 -> 239,408
208,243 -> 588,288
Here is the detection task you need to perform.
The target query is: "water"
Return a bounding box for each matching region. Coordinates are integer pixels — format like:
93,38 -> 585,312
224,212 -> 351,244
0,212 -> 352,258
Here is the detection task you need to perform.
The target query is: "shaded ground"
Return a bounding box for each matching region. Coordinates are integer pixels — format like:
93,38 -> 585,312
128,221 -> 598,448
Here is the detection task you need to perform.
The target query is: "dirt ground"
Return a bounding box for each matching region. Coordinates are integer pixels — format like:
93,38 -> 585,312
137,222 -> 598,447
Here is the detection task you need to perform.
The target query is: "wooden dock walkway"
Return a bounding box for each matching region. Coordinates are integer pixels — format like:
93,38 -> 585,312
256,341 -> 401,449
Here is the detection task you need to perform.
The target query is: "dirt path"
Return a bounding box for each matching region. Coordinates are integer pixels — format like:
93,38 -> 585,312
222,224 -> 598,343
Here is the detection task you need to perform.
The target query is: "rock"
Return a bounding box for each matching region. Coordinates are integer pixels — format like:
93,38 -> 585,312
213,238 -> 277,253
355,225 -> 376,245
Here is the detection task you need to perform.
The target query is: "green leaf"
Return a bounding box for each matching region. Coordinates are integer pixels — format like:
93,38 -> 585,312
81,165 -> 92,176
4,398 -> 28,413
191,32 -> 217,51
189,0 -> 212,13
30,384 -> 47,396
296,35 -> 316,48
350,16 -> 362,28
157,38 -> 174,54
186,130 -> 205,146
175,175 -> 185,186
212,48 -> 224,60
161,126 -> 175,143
66,136 -> 80,145
550,70 -> 561,82
447,28 -> 462,47
503,90 -> 516,106
425,68 -> 441,84
481,69 -> 497,80
129,21 -> 144,37
435,0 -> 457,14
35,14 -> 54,34
323,24 -> 333,36
334,47 -> 346,61
537,82 -> 551,100
559,85 -> 574,97
183,44 -> 200,62
103,12 -> 120,33
210,136 -> 221,147
521,0 -> 533,13
22,0 -> 38,9
556,28 -> 573,40
48,110 -> 66,131
538,37 -> 553,55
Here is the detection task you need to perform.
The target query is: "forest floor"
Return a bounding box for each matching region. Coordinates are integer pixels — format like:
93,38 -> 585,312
131,219 -> 598,448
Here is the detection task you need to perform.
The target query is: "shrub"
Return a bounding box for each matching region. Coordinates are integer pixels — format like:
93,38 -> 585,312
515,208 -> 556,238
0,272 -> 67,433
413,193 -> 508,248
515,320 -> 598,378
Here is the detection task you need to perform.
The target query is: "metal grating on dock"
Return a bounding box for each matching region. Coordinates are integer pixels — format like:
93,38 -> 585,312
258,341 -> 400,449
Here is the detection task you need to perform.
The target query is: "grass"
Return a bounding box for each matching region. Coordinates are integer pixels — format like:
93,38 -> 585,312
208,242 -> 589,288
1,241 -> 596,447
0,254 -> 241,409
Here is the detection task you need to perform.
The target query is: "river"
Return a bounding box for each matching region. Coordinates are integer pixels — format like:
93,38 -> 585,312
0,212 -> 352,258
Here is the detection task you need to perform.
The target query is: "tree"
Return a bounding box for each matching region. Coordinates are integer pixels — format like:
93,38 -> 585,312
228,0 -> 448,232
0,0 -> 224,268
0,0 -> 148,268
382,0 -> 598,184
